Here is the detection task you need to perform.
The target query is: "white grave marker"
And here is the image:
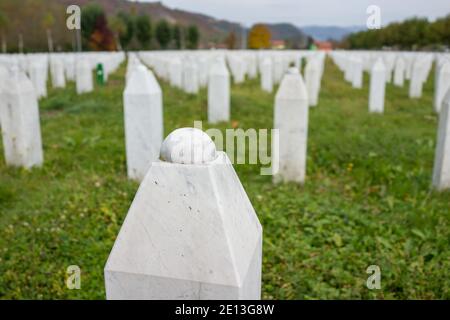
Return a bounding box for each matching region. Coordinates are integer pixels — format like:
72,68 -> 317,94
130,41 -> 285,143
369,59 -> 386,113
273,68 -> 309,184
105,128 -> 263,300
432,90 -> 450,190
123,65 -> 163,182
0,68 -> 43,168
208,60 -> 230,123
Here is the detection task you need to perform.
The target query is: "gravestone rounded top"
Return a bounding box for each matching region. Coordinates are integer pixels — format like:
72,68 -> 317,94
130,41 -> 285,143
160,128 -> 217,165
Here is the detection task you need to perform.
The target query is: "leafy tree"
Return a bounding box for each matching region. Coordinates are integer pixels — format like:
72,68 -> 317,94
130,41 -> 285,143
248,24 -> 271,49
135,15 -> 152,49
117,11 -> 135,49
172,24 -> 181,49
108,15 -> 126,50
225,31 -> 237,49
155,20 -> 171,49
81,4 -> 104,42
186,25 -> 199,49
343,15 -> 450,50
81,4 -> 114,51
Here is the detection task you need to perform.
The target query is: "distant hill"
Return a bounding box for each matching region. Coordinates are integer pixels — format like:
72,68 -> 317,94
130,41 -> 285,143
57,0 -> 310,47
56,0 -> 242,43
0,0 -> 362,51
301,26 -> 366,41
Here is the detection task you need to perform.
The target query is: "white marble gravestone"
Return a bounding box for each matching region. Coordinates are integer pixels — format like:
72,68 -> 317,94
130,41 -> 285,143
409,58 -> 425,98
169,59 -> 183,88
369,59 -> 386,113
432,90 -> 450,190
0,67 -> 43,168
261,58 -> 273,93
351,56 -> 363,89
393,57 -> 405,87
208,60 -> 230,123
305,58 -> 321,107
123,65 -> 163,182
76,59 -> 93,94
183,61 -> 199,94
273,68 -> 309,184
434,61 -> 450,114
104,128 -> 263,300
50,57 -> 66,89
29,61 -> 47,99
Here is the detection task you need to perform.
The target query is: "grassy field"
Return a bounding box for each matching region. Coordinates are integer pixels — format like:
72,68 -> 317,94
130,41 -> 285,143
0,57 -> 449,299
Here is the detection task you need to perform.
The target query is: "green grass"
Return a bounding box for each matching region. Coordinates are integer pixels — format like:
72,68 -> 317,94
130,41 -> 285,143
0,58 -> 449,299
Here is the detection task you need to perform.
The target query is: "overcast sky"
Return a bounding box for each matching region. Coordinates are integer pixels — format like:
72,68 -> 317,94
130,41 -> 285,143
143,0 -> 450,27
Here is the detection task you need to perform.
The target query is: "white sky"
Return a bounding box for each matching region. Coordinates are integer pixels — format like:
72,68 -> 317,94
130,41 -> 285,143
139,0 -> 450,27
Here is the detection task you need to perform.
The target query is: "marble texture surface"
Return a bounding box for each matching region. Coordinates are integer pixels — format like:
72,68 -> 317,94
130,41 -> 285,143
369,59 -> 386,113
105,133 -> 262,299
208,60 -> 230,123
0,68 -> 43,168
273,68 -> 309,184
432,90 -> 450,190
124,65 -> 163,182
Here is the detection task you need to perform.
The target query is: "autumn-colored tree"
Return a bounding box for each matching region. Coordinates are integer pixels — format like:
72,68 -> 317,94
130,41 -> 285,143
81,4 -> 115,51
248,24 -> 271,49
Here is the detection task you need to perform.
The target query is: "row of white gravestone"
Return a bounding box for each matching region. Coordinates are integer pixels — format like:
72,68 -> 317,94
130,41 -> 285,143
330,51 -> 450,114
137,50 -> 323,94
0,52 -> 126,169
108,55 -> 317,299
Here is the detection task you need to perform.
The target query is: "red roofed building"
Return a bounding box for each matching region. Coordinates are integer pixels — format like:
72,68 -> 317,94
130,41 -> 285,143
314,40 -> 333,51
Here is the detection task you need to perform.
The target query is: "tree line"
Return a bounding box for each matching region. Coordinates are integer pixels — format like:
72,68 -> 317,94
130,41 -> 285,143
342,15 -> 450,50
82,4 -> 200,51
0,0 -> 200,53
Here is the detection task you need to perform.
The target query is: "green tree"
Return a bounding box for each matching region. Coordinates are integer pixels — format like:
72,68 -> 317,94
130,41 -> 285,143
155,20 -> 171,49
172,24 -> 181,49
81,4 -> 104,43
186,25 -> 199,49
135,15 -> 152,49
108,15 -> 126,50
117,11 -> 135,49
